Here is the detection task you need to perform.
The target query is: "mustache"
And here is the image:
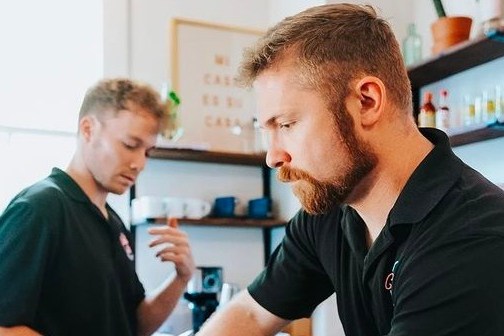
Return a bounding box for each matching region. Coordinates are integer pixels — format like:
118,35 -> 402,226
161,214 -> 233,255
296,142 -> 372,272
277,166 -> 313,183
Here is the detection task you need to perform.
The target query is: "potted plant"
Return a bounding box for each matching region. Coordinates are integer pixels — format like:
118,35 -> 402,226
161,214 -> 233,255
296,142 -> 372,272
431,0 -> 473,54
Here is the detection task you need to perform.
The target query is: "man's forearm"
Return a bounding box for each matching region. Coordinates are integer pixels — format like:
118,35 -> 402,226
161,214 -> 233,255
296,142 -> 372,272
197,305 -> 269,336
0,326 -> 42,336
136,275 -> 189,336
197,290 -> 289,336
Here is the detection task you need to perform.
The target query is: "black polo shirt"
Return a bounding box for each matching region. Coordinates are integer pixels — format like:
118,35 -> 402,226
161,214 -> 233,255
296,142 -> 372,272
249,128 -> 504,335
0,168 -> 145,335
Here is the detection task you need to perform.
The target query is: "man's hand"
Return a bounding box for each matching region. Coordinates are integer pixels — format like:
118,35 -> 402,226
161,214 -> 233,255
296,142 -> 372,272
138,218 -> 196,336
148,217 -> 195,282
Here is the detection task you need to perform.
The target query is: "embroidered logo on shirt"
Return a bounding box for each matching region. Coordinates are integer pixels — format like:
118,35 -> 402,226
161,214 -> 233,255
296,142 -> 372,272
385,260 -> 399,294
119,232 -> 134,261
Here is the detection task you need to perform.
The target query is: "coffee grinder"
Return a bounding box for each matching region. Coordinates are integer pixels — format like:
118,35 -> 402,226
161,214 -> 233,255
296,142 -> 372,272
184,266 -> 223,333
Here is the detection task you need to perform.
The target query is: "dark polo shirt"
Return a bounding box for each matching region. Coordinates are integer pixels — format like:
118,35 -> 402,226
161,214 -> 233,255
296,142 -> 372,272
249,128 -> 504,335
0,168 -> 145,335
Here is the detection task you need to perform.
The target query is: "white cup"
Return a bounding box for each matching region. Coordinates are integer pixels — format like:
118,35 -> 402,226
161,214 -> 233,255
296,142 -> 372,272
163,197 -> 186,218
184,198 -> 211,219
131,196 -> 166,223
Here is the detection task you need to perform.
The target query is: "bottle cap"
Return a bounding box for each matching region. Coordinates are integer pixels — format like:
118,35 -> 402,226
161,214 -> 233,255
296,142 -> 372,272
423,91 -> 433,101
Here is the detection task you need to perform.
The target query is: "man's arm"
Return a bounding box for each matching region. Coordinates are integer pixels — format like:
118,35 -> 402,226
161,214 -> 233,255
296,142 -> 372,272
197,290 -> 290,336
0,326 -> 42,336
136,274 -> 189,336
136,218 -> 195,336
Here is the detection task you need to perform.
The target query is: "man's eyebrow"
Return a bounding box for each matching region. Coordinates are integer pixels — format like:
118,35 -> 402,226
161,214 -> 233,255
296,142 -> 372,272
263,116 -> 277,128
126,135 -> 143,143
263,113 -> 287,128
126,135 -> 154,149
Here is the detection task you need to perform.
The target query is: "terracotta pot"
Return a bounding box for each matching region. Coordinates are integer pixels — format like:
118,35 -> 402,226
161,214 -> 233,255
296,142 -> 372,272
431,16 -> 473,54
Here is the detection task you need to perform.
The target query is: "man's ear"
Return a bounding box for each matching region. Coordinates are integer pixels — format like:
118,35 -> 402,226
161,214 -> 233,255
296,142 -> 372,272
354,76 -> 385,127
79,115 -> 96,142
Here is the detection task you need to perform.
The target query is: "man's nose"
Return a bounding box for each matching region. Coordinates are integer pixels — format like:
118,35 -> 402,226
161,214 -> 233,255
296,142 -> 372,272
265,144 -> 291,169
130,151 -> 147,172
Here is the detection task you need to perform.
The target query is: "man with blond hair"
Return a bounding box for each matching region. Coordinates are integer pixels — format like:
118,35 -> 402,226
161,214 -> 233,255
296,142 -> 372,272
0,78 -> 195,336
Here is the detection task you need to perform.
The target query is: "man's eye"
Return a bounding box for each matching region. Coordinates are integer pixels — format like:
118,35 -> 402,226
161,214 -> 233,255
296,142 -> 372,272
123,142 -> 137,150
279,122 -> 295,129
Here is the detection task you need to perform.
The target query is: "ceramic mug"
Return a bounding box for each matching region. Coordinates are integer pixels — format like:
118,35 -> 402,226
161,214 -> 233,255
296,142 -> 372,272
213,196 -> 239,218
248,197 -> 271,219
185,198 -> 212,219
163,197 -> 186,218
131,196 -> 166,223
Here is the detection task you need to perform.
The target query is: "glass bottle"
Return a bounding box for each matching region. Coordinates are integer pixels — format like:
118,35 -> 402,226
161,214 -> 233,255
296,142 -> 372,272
496,85 -> 503,123
474,95 -> 483,125
436,89 -> 450,132
160,82 -> 183,141
418,91 -> 436,128
463,94 -> 476,126
482,89 -> 496,123
402,23 -> 422,66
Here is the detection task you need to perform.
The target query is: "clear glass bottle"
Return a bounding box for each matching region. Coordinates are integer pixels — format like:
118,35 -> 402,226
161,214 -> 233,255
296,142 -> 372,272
463,94 -> 476,126
496,85 -> 503,123
474,95 -> 483,125
402,23 -> 423,66
482,89 -> 496,123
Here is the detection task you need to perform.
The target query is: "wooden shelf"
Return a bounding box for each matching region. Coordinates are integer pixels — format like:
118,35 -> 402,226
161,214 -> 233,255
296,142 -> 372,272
408,29 -> 504,89
148,148 -> 266,166
134,217 -> 286,228
449,123 -> 504,147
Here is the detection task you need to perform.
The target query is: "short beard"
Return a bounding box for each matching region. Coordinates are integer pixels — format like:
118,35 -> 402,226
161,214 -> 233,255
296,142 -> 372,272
277,119 -> 377,215
278,167 -> 342,214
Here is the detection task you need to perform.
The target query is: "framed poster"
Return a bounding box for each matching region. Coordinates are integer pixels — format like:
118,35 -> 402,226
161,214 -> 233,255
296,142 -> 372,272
168,18 -> 263,153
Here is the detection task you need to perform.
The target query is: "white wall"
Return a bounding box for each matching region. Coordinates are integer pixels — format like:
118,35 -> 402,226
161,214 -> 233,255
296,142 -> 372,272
268,0 -> 326,24
328,0 -> 415,44
103,0 -> 130,77
0,0 -> 105,213
453,137 -> 504,184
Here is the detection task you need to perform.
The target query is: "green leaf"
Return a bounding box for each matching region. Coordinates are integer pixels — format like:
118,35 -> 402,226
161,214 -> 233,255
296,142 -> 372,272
433,0 -> 447,18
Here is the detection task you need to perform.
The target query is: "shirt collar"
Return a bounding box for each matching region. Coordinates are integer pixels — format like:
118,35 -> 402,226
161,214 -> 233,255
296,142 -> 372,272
388,128 -> 464,226
48,167 -> 92,203
49,168 -> 116,224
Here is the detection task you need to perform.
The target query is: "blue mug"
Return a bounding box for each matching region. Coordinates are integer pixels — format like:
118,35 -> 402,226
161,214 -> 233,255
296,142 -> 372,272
213,196 -> 238,217
248,197 -> 271,219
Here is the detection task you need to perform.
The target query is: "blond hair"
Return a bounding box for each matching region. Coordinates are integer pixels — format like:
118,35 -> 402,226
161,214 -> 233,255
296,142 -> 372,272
79,78 -> 164,121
